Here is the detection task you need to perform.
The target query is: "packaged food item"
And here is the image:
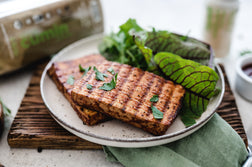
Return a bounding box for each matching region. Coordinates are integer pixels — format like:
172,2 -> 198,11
0,0 -> 103,75
203,0 -> 239,58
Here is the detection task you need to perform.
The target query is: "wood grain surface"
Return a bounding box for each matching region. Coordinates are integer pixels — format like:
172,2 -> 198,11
7,61 -> 102,150
7,62 -> 247,149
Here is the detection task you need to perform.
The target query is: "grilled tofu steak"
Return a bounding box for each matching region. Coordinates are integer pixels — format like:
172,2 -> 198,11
47,54 -> 110,125
71,61 -> 186,135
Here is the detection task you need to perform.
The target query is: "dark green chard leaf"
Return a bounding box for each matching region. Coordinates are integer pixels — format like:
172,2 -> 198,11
67,75 -> 75,85
99,73 -> 118,91
154,52 -> 219,126
145,31 -> 212,67
93,66 -> 108,81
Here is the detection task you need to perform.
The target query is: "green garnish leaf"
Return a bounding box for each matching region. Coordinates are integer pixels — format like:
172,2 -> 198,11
86,84 -> 93,90
154,52 -> 219,122
93,66 -> 108,81
0,98 -> 11,116
151,104 -> 163,119
79,65 -> 91,76
150,95 -> 159,102
67,75 -> 75,85
99,73 -> 118,91
107,67 -> 115,74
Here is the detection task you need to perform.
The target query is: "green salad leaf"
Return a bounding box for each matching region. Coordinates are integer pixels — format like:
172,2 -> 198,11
99,18 -> 218,126
99,19 -> 148,70
145,31 -> 212,66
154,52 -> 219,126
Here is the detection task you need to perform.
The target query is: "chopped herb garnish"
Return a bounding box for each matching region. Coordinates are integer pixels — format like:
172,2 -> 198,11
151,104 -> 163,119
99,73 -> 118,91
0,98 -> 11,116
79,64 -> 91,76
67,75 -> 75,85
107,67 -> 115,74
93,66 -> 108,81
150,95 -> 159,102
86,84 -> 93,90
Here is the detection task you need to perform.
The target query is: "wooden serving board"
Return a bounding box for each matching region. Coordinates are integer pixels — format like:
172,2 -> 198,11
7,63 -> 247,149
7,61 -> 102,150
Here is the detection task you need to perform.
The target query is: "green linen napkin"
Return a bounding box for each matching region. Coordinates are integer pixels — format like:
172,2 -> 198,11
103,114 -> 248,167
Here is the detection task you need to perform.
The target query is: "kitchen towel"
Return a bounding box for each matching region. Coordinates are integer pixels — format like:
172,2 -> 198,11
103,113 -> 248,167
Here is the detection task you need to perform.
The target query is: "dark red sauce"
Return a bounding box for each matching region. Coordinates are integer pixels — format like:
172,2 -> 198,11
242,63 -> 252,78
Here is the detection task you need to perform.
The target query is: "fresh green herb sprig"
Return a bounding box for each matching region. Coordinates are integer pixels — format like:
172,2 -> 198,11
149,95 -> 163,119
94,66 -> 108,81
67,75 -> 75,85
86,84 -> 93,90
79,65 -> 91,77
150,95 -> 159,102
151,104 -> 163,119
107,67 -> 115,74
99,73 -> 118,91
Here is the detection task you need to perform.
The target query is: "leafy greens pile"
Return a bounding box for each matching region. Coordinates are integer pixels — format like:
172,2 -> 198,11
99,18 -> 219,126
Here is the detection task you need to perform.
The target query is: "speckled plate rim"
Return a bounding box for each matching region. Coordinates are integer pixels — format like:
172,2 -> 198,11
40,33 -> 225,147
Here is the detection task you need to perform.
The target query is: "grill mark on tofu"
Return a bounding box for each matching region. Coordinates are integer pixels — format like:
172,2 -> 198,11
90,64 -> 135,118
107,64 -> 132,107
107,67 -> 144,121
128,73 -> 156,118
74,70 -> 97,106
159,82 -> 175,125
120,68 -> 145,113
89,63 -> 123,111
136,76 -> 165,120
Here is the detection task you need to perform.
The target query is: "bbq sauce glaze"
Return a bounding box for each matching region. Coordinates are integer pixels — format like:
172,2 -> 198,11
242,63 -> 252,78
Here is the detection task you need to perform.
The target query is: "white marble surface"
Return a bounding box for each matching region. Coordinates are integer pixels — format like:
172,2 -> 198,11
0,0 -> 252,166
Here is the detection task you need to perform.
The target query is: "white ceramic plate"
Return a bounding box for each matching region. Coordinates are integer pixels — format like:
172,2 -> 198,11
40,34 -> 225,148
